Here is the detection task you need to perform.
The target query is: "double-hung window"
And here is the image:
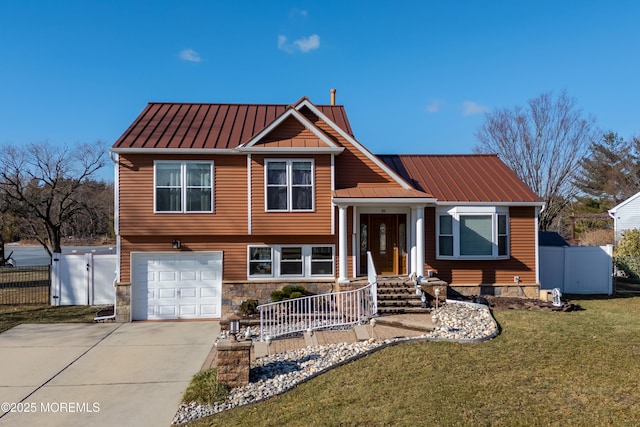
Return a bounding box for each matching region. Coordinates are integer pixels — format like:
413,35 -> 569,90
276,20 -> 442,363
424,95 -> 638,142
248,245 -> 334,278
265,159 -> 314,211
436,207 -> 509,259
155,161 -> 213,213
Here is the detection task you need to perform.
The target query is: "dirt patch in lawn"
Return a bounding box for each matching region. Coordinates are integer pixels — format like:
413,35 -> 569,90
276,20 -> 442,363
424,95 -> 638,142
453,295 -> 582,312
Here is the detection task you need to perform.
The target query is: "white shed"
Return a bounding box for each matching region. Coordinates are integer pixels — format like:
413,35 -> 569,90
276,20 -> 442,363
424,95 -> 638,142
608,191 -> 640,242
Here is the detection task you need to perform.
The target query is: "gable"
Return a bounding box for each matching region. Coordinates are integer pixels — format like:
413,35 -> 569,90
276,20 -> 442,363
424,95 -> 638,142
256,116 -> 328,148
609,190 -> 640,216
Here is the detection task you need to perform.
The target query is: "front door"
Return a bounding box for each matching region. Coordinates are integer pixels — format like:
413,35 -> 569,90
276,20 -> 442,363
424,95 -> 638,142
360,214 -> 406,275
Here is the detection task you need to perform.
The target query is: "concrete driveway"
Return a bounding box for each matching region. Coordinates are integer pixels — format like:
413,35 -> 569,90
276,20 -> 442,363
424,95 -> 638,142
0,321 -> 219,427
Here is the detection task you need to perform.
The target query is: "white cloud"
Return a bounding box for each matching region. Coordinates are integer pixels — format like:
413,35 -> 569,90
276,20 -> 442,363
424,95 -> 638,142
179,48 -> 202,63
295,34 -> 320,52
278,35 -> 291,53
290,8 -> 308,18
278,34 -> 320,54
426,100 -> 441,113
462,100 -> 489,116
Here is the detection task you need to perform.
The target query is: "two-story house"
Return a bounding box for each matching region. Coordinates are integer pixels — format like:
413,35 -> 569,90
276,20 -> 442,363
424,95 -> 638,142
110,94 -> 543,321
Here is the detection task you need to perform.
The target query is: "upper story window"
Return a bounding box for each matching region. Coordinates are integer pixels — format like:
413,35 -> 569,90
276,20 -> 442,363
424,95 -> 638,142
265,159 -> 314,212
154,161 -> 213,213
436,206 -> 509,260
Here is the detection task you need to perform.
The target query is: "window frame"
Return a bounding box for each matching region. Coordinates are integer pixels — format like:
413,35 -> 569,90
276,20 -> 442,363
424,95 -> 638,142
247,245 -> 334,279
154,160 -> 214,213
264,159 -> 315,212
436,206 -> 509,260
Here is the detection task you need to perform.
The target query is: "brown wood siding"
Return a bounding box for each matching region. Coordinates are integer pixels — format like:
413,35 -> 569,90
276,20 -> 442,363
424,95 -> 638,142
119,235 -> 337,283
259,116 -> 325,148
250,154 -> 333,235
118,153 -> 248,236
424,206 -> 537,285
299,108 -> 399,190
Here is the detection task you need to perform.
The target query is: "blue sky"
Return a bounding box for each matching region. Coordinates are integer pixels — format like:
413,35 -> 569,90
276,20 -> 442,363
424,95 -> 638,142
1,1 -> 639,182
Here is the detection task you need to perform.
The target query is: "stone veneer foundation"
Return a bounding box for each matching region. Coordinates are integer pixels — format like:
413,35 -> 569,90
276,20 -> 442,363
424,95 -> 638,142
449,284 -> 540,299
221,281 -> 336,317
115,282 -> 131,322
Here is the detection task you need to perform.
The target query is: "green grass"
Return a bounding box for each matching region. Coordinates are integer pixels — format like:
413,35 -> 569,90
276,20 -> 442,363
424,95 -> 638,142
183,369 -> 230,405
188,295 -> 640,427
0,305 -> 99,333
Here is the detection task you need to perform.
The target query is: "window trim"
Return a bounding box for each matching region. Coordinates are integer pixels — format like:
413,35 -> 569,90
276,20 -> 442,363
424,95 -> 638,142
247,245 -> 334,279
264,159 -> 315,212
154,160 -> 214,213
436,206 -> 509,260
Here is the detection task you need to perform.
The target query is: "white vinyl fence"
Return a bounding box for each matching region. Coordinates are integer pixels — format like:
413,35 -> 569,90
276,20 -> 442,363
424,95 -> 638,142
539,245 -> 613,295
51,252 -> 117,305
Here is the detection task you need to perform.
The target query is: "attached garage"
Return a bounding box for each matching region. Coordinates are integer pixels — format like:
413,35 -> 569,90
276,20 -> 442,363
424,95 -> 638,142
131,251 -> 222,320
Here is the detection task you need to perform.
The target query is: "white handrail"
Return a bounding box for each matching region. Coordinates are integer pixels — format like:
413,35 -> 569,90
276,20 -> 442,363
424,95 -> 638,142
258,252 -> 379,341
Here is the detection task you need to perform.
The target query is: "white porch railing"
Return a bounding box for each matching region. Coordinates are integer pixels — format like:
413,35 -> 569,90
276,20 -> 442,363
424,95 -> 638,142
257,252 -> 378,341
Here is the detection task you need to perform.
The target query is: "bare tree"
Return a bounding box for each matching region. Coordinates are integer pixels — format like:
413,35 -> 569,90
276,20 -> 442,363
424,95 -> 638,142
474,90 -> 598,230
0,141 -> 108,256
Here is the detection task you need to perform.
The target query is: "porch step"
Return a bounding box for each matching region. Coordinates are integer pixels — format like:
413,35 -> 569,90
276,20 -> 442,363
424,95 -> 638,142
375,276 -> 447,315
377,306 -> 432,315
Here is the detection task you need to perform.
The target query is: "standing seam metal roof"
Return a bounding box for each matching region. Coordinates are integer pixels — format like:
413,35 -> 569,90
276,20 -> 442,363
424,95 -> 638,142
378,154 -> 543,203
113,102 -> 354,150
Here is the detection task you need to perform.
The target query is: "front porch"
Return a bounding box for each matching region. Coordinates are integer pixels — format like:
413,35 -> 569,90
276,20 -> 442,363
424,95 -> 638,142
339,274 -> 449,315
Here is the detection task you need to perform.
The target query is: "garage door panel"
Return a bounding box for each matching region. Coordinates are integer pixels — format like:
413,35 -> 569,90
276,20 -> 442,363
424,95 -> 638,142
179,305 -> 197,317
200,305 -> 219,316
158,305 -> 177,317
158,271 -> 178,281
181,271 -> 197,281
201,270 -> 220,280
132,251 -> 222,321
158,288 -> 176,299
180,287 -> 197,298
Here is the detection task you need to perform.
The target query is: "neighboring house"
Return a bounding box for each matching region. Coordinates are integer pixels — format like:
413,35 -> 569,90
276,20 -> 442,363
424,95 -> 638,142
608,191 -> 640,242
110,95 -> 544,321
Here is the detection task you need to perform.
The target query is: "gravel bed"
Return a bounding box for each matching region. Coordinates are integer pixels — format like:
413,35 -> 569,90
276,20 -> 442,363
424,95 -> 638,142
172,300 -> 497,424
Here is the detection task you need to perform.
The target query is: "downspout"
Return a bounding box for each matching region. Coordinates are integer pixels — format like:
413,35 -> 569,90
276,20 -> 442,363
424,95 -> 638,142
535,204 -> 544,288
95,151 -> 119,322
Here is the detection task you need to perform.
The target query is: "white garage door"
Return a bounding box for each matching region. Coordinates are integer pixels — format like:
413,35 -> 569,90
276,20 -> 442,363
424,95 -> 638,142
131,251 -> 222,320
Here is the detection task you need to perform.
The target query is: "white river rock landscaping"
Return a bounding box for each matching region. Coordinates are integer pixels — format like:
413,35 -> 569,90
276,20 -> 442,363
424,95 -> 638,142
172,300 -> 497,424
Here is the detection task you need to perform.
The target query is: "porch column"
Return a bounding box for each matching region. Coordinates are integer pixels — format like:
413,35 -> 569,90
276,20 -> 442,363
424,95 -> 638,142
415,206 -> 425,277
410,208 -> 417,276
338,204 -> 349,282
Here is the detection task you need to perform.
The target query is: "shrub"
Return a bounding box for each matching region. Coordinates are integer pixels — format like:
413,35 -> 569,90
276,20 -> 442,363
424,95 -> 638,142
239,299 -> 259,317
615,229 -> 640,279
182,368 -> 230,404
270,285 -> 307,302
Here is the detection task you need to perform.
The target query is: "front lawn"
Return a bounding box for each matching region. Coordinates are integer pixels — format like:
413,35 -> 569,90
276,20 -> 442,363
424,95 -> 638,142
188,295 -> 640,426
0,305 -> 99,333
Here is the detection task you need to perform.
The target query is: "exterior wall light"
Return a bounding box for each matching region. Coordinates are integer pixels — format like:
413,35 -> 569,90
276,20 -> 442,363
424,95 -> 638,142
228,313 -> 240,342
172,240 -> 181,249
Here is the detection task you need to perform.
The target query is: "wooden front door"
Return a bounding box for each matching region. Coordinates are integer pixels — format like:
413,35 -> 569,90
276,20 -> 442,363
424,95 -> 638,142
360,214 -> 406,275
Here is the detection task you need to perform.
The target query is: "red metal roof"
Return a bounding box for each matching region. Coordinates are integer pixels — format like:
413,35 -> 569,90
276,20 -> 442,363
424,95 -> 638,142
378,154 -> 543,203
112,102 -> 353,150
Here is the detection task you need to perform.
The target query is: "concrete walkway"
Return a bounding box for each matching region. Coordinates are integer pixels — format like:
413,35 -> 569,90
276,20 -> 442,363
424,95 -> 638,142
0,321 -> 219,427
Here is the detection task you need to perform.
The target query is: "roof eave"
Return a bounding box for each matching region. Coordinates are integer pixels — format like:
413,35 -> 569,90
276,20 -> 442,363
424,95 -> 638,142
237,147 -> 345,154
435,201 -> 546,207
110,147 -> 239,155
332,197 -> 437,206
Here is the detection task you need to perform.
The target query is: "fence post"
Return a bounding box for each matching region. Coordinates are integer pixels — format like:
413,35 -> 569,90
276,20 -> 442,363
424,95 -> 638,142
51,253 -> 61,306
